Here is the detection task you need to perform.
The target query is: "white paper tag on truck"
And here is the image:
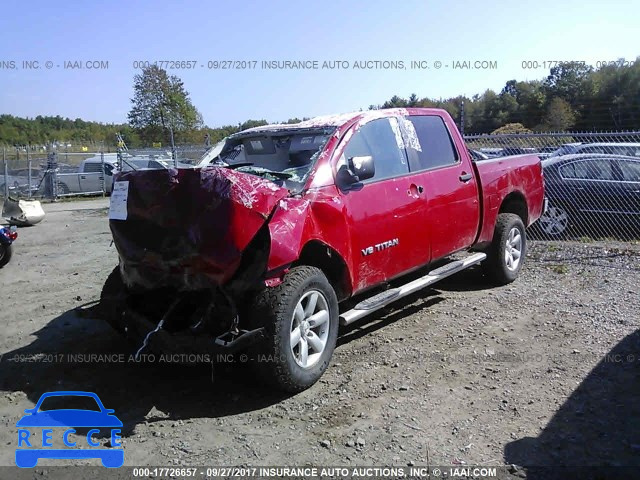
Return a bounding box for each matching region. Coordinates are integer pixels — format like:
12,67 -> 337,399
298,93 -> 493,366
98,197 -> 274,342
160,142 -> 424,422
109,181 -> 129,220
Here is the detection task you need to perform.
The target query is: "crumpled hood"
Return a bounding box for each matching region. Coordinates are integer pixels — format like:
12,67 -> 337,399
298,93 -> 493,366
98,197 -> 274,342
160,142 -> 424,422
110,166 -> 289,289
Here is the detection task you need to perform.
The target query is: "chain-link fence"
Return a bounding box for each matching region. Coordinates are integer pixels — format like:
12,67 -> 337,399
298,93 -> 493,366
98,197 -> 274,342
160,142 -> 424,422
115,145 -> 208,172
1,144 -> 209,201
464,132 -> 640,241
0,146 -> 112,200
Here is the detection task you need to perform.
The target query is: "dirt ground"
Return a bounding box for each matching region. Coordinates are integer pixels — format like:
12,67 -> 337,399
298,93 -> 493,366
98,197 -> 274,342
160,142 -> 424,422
1,198 -> 639,477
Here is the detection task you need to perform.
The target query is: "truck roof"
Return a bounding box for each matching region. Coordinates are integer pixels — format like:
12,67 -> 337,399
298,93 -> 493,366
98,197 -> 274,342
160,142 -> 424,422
235,108 -> 445,137
83,154 -> 118,163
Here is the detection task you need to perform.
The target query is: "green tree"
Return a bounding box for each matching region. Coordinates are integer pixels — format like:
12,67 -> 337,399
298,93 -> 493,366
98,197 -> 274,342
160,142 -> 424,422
539,97 -> 576,131
543,62 -> 593,112
381,95 -> 408,108
501,80 -> 546,128
127,65 -> 203,144
491,123 -> 532,134
239,119 -> 268,131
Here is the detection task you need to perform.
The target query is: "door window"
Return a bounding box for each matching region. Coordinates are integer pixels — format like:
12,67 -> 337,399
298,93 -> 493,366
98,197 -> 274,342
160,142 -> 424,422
560,159 -> 615,180
83,162 -> 103,173
342,118 -> 408,182
619,160 -> 640,182
404,115 -> 459,171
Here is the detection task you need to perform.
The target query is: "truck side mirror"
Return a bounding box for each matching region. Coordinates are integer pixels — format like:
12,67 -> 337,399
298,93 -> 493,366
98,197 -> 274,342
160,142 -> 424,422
336,156 -> 375,190
348,155 -> 375,181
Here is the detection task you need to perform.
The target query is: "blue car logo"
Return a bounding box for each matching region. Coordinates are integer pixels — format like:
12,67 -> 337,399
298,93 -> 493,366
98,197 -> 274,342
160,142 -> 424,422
15,391 -> 123,468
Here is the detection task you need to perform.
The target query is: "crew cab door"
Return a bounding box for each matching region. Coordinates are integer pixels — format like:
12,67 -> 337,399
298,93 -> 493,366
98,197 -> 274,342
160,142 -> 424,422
559,158 -> 618,216
400,113 -> 480,261
337,117 -> 431,293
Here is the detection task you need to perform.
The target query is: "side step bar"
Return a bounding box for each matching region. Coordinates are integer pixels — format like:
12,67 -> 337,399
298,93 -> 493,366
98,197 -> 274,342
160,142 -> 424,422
339,252 -> 486,326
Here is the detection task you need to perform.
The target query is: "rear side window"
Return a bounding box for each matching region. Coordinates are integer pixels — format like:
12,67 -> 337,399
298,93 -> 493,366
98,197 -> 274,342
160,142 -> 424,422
619,160 -> 640,182
404,115 -> 459,171
83,162 -> 103,173
627,147 -> 640,157
343,117 -> 408,182
560,159 -> 615,180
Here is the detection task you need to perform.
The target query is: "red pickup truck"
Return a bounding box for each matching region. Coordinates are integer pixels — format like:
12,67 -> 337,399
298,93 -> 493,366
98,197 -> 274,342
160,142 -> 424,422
101,108 -> 545,392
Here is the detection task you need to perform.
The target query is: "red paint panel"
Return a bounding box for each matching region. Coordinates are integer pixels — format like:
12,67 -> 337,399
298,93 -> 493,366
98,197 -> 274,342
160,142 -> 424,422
474,155 -> 545,244
421,162 -> 480,260
110,167 -> 288,288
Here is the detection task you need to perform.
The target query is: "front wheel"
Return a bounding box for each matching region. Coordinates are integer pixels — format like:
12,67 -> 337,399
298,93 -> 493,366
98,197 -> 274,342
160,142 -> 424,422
250,266 -> 339,392
100,266 -> 128,334
483,213 -> 526,285
0,244 -> 13,268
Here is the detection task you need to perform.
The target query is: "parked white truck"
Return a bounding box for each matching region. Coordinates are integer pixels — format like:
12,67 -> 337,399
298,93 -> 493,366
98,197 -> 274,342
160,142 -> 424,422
56,154 -> 118,195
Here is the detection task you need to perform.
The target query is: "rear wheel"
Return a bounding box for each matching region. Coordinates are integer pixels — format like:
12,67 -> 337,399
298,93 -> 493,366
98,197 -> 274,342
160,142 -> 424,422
0,244 -> 13,268
537,204 -> 570,237
483,213 -> 526,285
57,182 -> 70,195
250,266 -> 339,392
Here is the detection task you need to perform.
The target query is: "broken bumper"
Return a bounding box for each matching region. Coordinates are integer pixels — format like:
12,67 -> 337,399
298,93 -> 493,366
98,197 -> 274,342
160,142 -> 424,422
120,309 -> 265,355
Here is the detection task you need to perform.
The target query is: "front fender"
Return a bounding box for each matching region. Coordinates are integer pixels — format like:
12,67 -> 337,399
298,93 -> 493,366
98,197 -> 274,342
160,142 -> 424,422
265,191 -> 354,293
266,198 -> 312,274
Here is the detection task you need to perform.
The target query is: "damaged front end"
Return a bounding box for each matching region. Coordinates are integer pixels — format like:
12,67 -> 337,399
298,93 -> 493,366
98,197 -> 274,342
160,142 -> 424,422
103,166 -> 290,354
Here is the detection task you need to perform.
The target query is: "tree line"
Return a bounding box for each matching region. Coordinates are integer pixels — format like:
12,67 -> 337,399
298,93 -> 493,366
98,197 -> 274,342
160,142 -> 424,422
372,59 -> 640,134
1,58 -> 638,148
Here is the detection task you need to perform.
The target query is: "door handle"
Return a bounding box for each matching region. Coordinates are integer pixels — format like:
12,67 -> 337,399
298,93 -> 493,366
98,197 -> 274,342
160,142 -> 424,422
408,184 -> 424,197
459,172 -> 472,182
80,175 -> 86,179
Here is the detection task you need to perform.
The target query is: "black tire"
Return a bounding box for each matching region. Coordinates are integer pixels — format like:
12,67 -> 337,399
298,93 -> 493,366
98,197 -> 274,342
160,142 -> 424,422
483,213 -> 527,285
0,244 -> 13,268
250,266 -> 339,392
534,203 -> 570,238
100,266 -> 128,334
57,182 -> 70,195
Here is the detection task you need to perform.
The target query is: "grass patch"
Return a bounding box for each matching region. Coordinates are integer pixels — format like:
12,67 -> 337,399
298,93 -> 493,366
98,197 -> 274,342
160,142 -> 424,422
550,264 -> 569,274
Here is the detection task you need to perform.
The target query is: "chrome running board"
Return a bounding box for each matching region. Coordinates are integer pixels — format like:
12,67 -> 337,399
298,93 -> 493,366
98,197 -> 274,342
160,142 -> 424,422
339,252 -> 487,326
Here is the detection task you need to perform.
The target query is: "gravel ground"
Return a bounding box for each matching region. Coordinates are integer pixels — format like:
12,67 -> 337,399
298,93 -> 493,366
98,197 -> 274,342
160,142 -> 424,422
0,198 -> 639,477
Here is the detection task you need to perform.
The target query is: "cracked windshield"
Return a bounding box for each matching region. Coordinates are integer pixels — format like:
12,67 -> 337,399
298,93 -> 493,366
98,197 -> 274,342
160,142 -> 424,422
201,129 -> 334,191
